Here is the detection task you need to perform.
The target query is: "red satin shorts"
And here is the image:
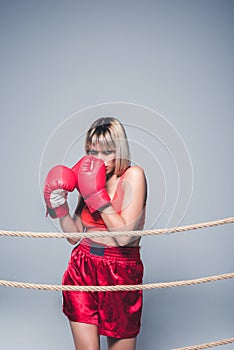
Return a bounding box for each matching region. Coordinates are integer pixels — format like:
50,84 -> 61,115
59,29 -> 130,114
62,238 -> 144,338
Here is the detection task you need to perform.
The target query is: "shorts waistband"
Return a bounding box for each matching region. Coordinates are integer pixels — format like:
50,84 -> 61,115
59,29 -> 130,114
78,238 -> 141,260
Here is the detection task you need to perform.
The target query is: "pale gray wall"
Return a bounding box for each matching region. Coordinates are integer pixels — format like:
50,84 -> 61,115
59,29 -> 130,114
0,1 -> 233,349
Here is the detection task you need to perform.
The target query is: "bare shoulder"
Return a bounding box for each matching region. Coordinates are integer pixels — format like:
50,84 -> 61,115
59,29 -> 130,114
122,166 -> 147,202
123,165 -> 146,181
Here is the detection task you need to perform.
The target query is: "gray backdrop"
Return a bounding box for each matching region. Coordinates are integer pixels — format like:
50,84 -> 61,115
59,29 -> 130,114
0,0 -> 233,349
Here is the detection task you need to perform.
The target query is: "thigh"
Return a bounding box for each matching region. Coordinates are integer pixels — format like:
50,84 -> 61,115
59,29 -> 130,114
107,336 -> 136,350
70,321 -> 100,350
62,244 -> 99,323
98,258 -> 143,338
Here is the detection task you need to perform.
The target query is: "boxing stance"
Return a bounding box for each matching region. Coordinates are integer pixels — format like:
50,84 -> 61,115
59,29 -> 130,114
44,117 -> 147,350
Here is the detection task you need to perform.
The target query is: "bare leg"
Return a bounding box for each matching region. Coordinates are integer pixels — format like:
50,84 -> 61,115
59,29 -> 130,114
70,321 -> 100,350
107,337 -> 137,350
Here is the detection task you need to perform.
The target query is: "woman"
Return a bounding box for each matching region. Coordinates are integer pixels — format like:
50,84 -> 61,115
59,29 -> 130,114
44,117 -> 147,350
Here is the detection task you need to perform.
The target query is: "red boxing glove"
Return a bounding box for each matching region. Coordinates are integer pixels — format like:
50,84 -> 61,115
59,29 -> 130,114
71,159 -> 82,190
76,155 -> 111,213
43,165 -> 76,218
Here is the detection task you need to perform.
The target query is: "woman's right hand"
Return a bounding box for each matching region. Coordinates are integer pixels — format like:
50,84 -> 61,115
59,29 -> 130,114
43,165 -> 76,219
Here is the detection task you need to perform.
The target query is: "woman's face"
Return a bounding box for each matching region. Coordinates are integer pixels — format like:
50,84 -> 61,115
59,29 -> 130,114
87,143 -> 116,176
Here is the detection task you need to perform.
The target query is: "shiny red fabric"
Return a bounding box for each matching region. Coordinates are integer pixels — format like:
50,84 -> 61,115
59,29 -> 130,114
62,239 -> 144,338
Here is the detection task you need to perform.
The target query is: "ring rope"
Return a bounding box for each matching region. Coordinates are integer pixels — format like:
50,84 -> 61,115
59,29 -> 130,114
1,218 -> 233,349
0,216 -> 234,239
0,272 -> 233,291
172,337 -> 234,350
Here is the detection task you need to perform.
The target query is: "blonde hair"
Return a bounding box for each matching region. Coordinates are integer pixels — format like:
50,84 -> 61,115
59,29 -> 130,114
85,117 -> 131,177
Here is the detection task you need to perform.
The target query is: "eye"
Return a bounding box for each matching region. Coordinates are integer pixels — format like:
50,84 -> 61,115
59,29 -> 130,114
87,149 -> 98,155
103,150 -> 115,155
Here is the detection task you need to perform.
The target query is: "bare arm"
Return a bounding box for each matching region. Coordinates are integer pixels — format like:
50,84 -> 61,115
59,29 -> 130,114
100,166 -> 147,246
59,195 -> 84,245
